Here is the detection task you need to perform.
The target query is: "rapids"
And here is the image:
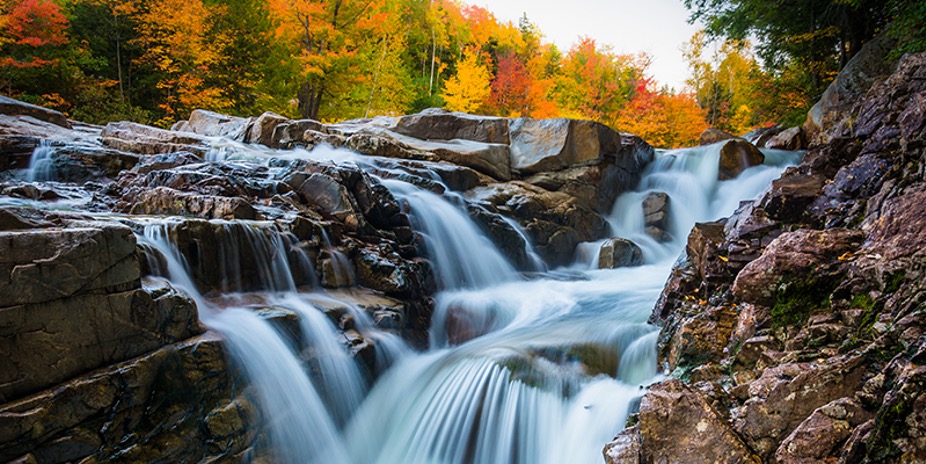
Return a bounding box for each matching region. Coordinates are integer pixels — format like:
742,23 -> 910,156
20,137 -> 800,463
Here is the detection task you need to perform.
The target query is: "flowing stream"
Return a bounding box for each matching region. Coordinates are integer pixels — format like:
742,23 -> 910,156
21,138 -> 799,463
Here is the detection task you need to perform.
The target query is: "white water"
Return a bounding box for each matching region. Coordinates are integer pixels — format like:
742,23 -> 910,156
25,140 -> 54,182
118,140 -> 799,463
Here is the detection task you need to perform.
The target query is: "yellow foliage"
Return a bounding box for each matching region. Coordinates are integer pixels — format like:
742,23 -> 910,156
442,48 -> 490,114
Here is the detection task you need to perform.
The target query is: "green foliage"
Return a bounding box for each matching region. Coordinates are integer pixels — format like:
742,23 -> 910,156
885,270 -> 906,293
886,0 -> 926,58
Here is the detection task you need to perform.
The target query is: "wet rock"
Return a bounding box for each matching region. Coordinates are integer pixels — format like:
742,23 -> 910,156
247,111 -> 289,147
0,224 -> 140,307
525,159 -> 642,213
0,95 -> 71,129
0,278 -> 204,402
774,397 -> 871,463
181,109 -> 252,141
130,151 -> 203,174
465,203 -> 532,269
603,425 -> 643,464
393,108 -> 509,144
130,187 -> 259,220
295,172 -> 362,228
760,172 -> 825,223
662,304 -> 739,371
598,238 -> 643,269
718,139 -> 765,180
0,334 -> 256,463
863,364 -> 926,462
272,119 -> 326,148
699,127 -> 737,145
606,379 -> 761,464
865,183 -> 926,261
765,126 -> 805,150
642,191 -> 671,241
508,118 -> 621,174
101,121 -> 209,155
467,181 -> 610,266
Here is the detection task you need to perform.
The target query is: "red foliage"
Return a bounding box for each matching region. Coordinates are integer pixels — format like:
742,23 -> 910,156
488,52 -> 531,116
6,0 -> 69,48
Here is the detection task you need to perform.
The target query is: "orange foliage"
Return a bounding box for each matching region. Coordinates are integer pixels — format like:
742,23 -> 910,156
616,84 -> 708,148
0,0 -> 68,69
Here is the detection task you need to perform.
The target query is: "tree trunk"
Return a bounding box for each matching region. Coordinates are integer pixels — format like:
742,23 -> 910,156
298,83 -> 324,120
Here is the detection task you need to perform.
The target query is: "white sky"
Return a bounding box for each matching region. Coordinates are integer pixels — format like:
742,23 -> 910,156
475,0 -> 702,91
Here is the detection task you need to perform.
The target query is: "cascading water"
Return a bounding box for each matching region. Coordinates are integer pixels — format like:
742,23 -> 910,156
106,138 -> 799,463
25,140 -> 54,182
382,178 -> 518,290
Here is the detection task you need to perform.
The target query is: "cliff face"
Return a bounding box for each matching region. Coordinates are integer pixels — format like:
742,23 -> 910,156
606,52 -> 926,463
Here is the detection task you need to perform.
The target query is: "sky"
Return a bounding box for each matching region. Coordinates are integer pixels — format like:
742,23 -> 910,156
475,0 -> 702,91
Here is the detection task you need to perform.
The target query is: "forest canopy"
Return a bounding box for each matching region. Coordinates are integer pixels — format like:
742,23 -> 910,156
1,0 -> 921,147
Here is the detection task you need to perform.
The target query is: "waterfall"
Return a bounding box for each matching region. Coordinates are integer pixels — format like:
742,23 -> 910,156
25,140 -> 54,182
382,178 -> 518,290
123,138 -> 799,464
136,219 -> 354,463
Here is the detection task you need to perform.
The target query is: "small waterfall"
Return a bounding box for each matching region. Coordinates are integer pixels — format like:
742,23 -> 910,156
320,229 -> 356,287
382,178 -> 518,290
136,219 -> 353,463
608,143 -> 801,263
136,218 -> 315,294
25,140 -> 54,182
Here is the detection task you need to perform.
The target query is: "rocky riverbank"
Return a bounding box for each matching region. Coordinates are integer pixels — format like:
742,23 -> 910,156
605,52 -> 926,464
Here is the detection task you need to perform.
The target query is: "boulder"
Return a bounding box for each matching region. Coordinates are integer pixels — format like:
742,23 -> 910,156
765,126 -> 805,150
803,34 -> 897,145
598,238 -> 643,269
0,95 -> 71,129
181,109 -> 252,141
699,127 -> 736,145
508,118 -> 622,174
102,121 -> 209,155
732,228 -> 864,307
718,139 -> 765,180
130,187 -> 259,220
605,379 -> 761,464
525,158 -> 642,213
866,183 -> 926,260
393,108 -> 509,144
295,172 -> 362,228
130,151 -> 204,174
347,127 -> 511,180
247,111 -> 290,147
272,119 -> 326,148
760,172 -> 825,222
466,181 -> 610,266
642,191 -> 671,241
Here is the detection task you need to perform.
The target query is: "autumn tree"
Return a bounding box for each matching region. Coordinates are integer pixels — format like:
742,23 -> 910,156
0,0 -> 70,96
555,37 -> 646,126
442,47 -> 489,113
132,0 -> 226,125
487,52 -> 530,116
616,81 -> 708,148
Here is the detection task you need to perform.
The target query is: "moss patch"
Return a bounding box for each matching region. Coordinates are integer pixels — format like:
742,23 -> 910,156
770,276 -> 831,329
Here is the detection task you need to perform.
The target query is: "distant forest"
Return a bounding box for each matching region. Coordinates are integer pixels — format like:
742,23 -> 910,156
1,0 -> 923,147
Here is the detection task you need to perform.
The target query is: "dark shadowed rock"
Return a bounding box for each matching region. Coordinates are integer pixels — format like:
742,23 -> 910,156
718,139 -> 764,180
642,191 -> 671,241
598,238 -> 643,269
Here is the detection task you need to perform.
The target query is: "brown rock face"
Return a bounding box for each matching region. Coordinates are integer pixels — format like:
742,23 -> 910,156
642,191 -> 671,241
700,127 -> 737,145
247,111 -> 290,147
718,139 -> 765,180
509,118 -> 620,173
130,186 -> 259,219
604,379 -> 761,464
775,397 -> 872,463
731,228 -> 864,306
